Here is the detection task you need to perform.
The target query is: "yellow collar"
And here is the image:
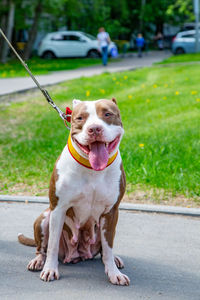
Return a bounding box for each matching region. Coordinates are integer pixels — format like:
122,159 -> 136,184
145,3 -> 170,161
67,134 -> 118,170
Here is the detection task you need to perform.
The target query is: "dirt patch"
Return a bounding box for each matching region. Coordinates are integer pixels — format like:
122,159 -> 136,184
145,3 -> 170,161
3,183 -> 49,197
0,88 -> 41,104
123,188 -> 200,208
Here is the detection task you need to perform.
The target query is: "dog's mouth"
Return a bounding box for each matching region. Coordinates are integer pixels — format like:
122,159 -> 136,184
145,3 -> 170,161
74,135 -> 120,171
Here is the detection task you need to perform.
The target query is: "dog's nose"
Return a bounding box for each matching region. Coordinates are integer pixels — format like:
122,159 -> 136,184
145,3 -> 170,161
87,125 -> 103,136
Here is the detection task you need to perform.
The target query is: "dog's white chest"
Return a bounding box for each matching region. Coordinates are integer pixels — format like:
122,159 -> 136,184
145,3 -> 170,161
70,175 -> 117,225
56,148 -> 122,226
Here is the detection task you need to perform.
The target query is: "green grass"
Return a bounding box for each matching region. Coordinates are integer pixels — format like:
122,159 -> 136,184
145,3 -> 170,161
0,63 -> 199,204
0,56 -> 104,78
159,53 -> 200,64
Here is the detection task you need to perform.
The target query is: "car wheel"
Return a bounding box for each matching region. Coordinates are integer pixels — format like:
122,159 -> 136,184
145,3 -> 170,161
42,51 -> 56,59
175,47 -> 185,55
87,50 -> 100,58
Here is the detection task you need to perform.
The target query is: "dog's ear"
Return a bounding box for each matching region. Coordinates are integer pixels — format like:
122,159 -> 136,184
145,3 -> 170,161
73,99 -> 82,108
111,97 -> 117,105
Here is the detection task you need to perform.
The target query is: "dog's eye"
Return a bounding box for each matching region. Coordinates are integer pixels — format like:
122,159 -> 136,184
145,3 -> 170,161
105,112 -> 112,117
77,116 -> 83,120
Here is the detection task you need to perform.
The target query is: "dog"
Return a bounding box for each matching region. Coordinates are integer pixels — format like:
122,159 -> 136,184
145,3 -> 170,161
18,98 -> 130,286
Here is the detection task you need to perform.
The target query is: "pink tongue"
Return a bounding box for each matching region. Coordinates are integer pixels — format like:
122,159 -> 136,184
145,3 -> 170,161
89,142 -> 109,171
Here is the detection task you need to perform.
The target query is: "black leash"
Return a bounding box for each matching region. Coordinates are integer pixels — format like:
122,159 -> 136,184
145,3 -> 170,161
0,28 -> 71,129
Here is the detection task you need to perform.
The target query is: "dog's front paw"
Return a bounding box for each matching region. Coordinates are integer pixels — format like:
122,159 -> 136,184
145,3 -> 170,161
27,254 -> 45,271
40,265 -> 59,282
107,270 -> 130,286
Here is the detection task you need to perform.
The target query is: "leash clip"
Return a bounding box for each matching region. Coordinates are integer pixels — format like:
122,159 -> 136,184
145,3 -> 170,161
64,107 -> 72,129
42,89 -> 71,130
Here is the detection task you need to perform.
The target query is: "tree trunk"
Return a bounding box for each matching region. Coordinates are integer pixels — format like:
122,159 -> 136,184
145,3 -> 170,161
0,0 -> 8,57
139,0 -> 146,32
0,0 -> 15,63
23,1 -> 42,60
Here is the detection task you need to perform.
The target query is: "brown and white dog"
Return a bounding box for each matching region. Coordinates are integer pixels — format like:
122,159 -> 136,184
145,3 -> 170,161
18,98 -> 130,286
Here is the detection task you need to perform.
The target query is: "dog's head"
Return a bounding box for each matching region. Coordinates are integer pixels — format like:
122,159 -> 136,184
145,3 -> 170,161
70,98 -> 124,171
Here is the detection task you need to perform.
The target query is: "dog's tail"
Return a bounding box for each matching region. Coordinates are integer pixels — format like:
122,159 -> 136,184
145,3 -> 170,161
18,233 -> 36,247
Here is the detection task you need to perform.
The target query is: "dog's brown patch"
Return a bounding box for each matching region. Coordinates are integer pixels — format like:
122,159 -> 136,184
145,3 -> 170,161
18,234 -> 36,247
71,103 -> 89,138
49,159 -> 60,210
111,97 -> 117,105
34,212 -> 46,253
95,99 -> 122,126
63,223 -> 73,240
118,163 -> 126,203
103,163 -> 126,248
66,206 -> 76,220
62,207 -> 76,240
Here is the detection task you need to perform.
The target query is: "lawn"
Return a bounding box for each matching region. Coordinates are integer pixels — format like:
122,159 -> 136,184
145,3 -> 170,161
159,52 -> 200,64
0,56 -> 103,78
0,62 -> 199,206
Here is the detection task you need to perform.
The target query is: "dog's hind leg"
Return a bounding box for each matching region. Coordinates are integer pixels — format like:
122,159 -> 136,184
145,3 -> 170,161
27,208 -> 50,271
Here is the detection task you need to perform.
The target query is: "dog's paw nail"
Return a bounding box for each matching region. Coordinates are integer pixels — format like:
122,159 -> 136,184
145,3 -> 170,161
108,272 -> 130,286
40,268 -> 59,282
27,256 -> 45,271
114,255 -> 124,269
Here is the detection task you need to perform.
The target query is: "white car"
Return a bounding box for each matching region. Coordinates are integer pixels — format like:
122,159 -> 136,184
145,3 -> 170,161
172,30 -> 200,54
38,31 -> 116,59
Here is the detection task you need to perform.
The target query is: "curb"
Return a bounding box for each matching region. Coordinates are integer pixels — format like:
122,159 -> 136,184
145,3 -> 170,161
0,195 -> 48,204
0,195 -> 200,217
120,202 -> 200,217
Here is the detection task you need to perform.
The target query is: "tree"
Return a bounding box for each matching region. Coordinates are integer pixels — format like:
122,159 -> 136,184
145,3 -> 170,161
23,0 -> 70,59
63,0 -> 131,39
142,0 -> 173,33
0,0 -> 195,62
0,0 -> 8,48
166,0 -> 195,24
23,1 -> 42,60
0,0 -> 15,63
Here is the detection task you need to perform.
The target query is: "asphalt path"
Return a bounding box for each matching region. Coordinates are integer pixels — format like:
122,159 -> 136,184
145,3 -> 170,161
0,51 -> 170,96
0,202 -> 200,300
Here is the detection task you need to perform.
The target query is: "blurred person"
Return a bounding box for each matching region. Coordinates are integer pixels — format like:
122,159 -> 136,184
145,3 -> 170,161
154,32 -> 164,50
136,33 -> 145,58
97,27 -> 111,66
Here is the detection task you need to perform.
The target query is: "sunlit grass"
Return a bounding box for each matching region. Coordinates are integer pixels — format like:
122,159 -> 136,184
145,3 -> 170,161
159,52 -> 200,64
0,56 -> 103,78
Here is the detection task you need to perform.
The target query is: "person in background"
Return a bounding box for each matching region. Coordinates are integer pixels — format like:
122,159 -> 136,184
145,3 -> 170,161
136,33 -> 145,58
97,27 -> 111,66
154,32 -> 164,50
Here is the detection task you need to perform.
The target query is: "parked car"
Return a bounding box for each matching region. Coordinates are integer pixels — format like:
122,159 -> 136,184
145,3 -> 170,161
172,30 -> 200,54
38,31 -> 117,59
181,23 -> 200,31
